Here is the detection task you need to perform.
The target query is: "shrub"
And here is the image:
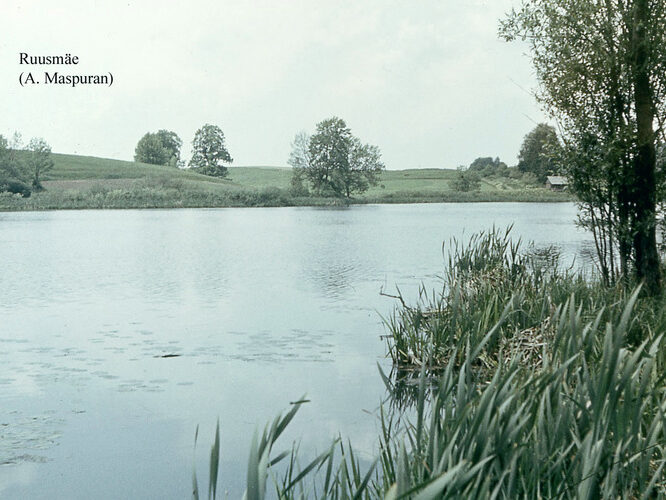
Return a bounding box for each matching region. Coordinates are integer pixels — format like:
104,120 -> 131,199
1,179 -> 31,197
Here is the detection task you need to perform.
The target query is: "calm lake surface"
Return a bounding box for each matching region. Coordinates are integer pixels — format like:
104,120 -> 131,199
0,203 -> 591,499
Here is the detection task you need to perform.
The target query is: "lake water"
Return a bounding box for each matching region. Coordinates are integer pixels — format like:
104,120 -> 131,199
0,203 -> 591,499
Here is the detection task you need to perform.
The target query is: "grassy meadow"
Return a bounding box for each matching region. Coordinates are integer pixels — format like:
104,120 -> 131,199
0,153 -> 571,210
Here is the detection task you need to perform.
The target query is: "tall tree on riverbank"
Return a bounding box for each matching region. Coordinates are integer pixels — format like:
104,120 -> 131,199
26,137 -> 54,190
189,124 -> 233,178
501,0 -> 666,295
288,117 -> 384,198
517,124 -> 563,183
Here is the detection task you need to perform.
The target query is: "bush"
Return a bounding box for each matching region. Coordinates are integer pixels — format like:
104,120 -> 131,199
508,168 -> 524,179
1,179 -> 31,197
450,170 -> 481,192
521,171 -> 539,185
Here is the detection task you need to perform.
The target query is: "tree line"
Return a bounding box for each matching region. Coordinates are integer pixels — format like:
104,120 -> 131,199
134,124 -> 233,177
0,117 -> 564,201
288,118 -> 565,197
450,123 -> 565,193
135,118 -> 386,199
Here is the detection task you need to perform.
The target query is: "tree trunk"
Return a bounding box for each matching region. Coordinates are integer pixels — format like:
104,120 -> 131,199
618,161 -> 631,281
606,0 -> 631,282
631,0 -> 661,295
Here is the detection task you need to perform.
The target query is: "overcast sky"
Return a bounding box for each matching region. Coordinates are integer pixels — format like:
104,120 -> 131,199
1,0 -> 548,170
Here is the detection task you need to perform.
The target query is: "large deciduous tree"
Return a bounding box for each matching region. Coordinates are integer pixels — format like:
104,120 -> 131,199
517,124 -> 563,183
501,0 -> 666,294
289,117 -> 384,198
134,129 -> 183,167
26,137 -> 54,190
189,124 -> 233,178
154,130 -> 182,166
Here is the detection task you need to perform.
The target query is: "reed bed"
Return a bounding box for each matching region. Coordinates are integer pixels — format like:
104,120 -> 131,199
196,228 -> 666,499
0,184 -> 296,210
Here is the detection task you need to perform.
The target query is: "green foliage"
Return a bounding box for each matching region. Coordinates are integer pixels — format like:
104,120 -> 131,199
385,227 -> 592,369
468,157 -> 509,178
0,135 -> 20,183
2,179 -> 31,197
197,400 -> 378,500
289,167 -> 309,197
517,124 -> 562,183
0,135 -> 24,179
450,169 -> 480,192
189,124 -> 233,178
384,226 -> 666,370
0,153 -> 571,210
134,130 -> 182,166
0,183 -> 296,210
155,130 -> 182,167
288,132 -> 311,196
134,134 -> 166,165
0,133 -> 50,197
501,0 -> 666,293
289,117 -> 385,198
377,291 -> 666,498
191,420 -> 220,500
287,132 -> 311,172
521,171 -> 539,185
26,137 -> 54,190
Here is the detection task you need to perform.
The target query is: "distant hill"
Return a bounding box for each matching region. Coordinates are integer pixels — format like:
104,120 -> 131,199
0,153 -> 571,210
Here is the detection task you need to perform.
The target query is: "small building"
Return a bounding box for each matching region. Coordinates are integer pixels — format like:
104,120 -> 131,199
545,176 -> 568,191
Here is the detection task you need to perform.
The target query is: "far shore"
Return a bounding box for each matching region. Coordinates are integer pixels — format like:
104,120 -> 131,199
0,153 -> 573,211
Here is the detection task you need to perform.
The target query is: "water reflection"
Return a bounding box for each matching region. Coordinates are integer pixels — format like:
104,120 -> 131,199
0,203 -> 591,498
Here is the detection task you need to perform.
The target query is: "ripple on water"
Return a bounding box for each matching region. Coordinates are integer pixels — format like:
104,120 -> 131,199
91,371 -> 119,380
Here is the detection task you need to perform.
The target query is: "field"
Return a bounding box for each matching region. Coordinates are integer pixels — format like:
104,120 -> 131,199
0,153 -> 572,210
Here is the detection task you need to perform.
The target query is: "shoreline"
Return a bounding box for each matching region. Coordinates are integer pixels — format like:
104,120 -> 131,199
0,191 -> 574,212
1,153 -> 573,211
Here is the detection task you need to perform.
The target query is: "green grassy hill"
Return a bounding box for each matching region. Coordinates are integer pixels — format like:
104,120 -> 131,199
0,153 -> 571,210
43,154 -> 291,191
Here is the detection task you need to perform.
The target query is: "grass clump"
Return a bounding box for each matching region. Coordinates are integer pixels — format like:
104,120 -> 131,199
383,226 -> 654,372
374,290 -> 666,498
